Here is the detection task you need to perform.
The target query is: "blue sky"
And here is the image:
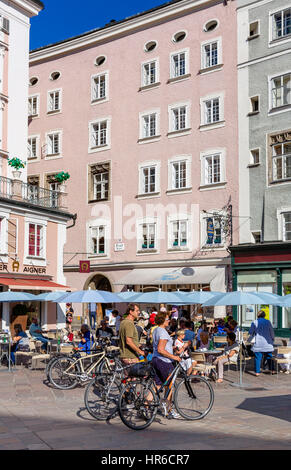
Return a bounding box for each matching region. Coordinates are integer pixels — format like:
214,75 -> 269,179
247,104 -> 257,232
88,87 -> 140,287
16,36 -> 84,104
30,0 -> 169,50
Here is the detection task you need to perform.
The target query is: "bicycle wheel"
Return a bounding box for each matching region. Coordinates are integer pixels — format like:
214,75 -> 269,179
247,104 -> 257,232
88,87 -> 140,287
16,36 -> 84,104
118,380 -> 158,431
49,357 -> 80,390
174,376 -> 214,420
84,374 -> 121,420
45,354 -> 66,380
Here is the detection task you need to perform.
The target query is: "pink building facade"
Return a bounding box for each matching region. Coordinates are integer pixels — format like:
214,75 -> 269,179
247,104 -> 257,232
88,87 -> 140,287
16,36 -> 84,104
0,0 -> 74,332
28,0 -> 239,317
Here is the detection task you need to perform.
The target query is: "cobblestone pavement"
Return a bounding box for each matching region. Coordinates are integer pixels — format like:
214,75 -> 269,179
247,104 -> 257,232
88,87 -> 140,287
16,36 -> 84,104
0,365 -> 290,450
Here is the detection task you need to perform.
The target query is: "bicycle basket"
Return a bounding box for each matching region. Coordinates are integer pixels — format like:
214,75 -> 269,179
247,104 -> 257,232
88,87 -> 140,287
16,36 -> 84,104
127,362 -> 155,378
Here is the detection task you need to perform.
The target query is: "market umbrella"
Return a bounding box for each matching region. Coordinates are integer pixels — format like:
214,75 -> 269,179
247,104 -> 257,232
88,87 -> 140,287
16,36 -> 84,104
127,290 -> 187,304
0,291 -> 38,302
278,294 -> 291,307
184,290 -> 223,304
116,291 -> 141,302
202,291 -> 283,388
54,290 -> 123,304
34,292 -> 70,301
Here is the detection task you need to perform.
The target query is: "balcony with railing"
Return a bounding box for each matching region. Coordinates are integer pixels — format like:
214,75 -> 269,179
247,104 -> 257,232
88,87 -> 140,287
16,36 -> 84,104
0,175 -> 67,210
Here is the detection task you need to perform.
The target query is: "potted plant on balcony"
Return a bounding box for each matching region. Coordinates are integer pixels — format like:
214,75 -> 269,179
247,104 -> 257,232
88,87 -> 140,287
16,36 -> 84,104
8,157 -> 26,179
55,171 -> 70,192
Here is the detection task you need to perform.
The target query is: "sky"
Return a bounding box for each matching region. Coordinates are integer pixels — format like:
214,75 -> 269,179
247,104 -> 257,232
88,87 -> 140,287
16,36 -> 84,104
30,0 -> 170,50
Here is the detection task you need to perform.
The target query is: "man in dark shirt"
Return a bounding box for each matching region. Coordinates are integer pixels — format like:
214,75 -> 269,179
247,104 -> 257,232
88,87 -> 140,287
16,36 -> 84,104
96,320 -> 114,341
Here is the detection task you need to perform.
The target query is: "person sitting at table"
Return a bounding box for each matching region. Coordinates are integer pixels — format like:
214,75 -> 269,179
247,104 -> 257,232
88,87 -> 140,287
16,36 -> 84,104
10,324 -> 30,364
217,318 -> 227,335
61,321 -> 74,343
213,332 -> 240,383
29,317 -> 50,353
96,320 -> 114,341
183,321 -> 195,351
77,324 -> 93,353
198,331 -> 210,350
167,318 -> 178,337
196,321 -> 208,349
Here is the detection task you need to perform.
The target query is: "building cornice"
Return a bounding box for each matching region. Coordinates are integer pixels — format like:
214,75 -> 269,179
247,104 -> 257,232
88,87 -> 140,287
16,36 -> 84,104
30,0 -> 226,63
63,256 -> 231,272
9,0 -> 44,17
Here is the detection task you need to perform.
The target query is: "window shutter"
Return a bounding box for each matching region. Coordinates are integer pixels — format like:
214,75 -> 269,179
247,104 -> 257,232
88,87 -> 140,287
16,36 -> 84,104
2,17 -> 9,33
7,218 -> 17,255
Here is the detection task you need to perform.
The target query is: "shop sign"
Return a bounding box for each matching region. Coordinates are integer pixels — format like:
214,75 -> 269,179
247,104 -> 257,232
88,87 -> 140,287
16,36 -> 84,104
23,266 -> 46,274
114,243 -> 125,252
80,260 -> 90,273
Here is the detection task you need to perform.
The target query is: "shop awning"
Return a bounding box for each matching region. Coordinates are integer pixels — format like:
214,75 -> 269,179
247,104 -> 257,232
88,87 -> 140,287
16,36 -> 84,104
114,266 -> 226,290
0,278 -> 69,291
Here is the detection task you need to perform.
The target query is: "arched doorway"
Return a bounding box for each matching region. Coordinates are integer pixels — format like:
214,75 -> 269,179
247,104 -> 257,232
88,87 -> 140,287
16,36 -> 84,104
83,274 -> 113,326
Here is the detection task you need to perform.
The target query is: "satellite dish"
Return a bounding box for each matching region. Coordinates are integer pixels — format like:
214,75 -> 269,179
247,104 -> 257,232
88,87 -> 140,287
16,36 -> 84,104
181,267 -> 194,276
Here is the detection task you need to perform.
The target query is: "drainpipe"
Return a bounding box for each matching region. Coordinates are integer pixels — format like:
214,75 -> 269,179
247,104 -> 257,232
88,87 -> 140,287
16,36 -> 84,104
67,213 -> 77,229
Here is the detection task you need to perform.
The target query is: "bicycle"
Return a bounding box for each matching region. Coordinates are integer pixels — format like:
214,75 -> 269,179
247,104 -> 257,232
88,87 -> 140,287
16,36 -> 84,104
48,338 -> 122,390
84,347 -> 153,421
118,355 -> 214,430
45,337 -> 105,381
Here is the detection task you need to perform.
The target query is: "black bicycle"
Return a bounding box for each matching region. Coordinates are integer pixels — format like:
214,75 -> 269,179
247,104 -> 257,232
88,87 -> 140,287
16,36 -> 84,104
118,357 -> 214,430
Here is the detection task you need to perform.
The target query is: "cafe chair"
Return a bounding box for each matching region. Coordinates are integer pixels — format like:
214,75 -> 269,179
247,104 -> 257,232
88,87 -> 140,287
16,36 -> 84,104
273,347 -> 291,377
191,352 -> 216,376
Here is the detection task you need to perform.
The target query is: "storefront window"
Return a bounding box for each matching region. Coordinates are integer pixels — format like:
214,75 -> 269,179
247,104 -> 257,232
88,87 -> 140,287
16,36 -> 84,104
238,271 -> 277,328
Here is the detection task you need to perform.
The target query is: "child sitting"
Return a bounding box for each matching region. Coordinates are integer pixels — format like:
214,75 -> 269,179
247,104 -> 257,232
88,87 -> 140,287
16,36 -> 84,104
174,329 -> 196,375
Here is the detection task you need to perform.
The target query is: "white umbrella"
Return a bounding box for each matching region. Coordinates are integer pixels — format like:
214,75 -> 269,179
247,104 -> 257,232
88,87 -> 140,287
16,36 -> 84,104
54,290 -> 123,304
0,291 -> 37,302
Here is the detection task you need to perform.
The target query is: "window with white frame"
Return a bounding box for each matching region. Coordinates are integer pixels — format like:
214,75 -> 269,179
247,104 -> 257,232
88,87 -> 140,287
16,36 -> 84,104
93,172 -> 109,200
47,132 -> 61,156
203,153 -> 221,184
270,73 -> 291,109
90,120 -> 108,148
283,212 -> 291,240
202,41 -> 218,69
90,225 -> 106,255
170,51 -> 188,78
28,96 -> 39,116
27,177 -> 39,203
47,90 -> 61,112
28,137 -> 38,159
28,223 -> 43,257
141,166 -> 156,194
141,113 -> 158,138
169,219 -> 188,249
271,7 -> 291,41
170,160 -> 187,189
169,105 -> 188,132
204,98 -> 220,124
142,61 -> 158,86
91,73 -> 107,101
140,223 -> 156,250
272,141 -> 291,180
204,216 -> 223,246
49,181 -> 60,208
88,163 -> 110,202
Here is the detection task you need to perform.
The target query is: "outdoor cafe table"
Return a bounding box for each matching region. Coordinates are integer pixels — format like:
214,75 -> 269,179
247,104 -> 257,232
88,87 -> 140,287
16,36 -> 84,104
196,349 -> 222,355
0,337 -> 13,371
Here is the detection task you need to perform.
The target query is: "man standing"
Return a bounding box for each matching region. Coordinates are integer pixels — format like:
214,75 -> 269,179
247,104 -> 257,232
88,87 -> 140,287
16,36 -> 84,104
89,303 -> 97,330
119,304 -> 145,365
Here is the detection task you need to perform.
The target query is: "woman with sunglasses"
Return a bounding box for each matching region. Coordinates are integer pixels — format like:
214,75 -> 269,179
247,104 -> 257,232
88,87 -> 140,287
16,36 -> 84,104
152,311 -> 181,419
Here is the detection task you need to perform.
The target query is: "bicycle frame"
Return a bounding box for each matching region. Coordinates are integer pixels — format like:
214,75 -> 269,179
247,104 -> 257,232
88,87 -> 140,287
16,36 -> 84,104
62,349 -> 111,380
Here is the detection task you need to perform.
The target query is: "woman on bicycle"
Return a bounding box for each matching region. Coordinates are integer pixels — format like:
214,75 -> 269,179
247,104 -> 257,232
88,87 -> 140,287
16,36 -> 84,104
152,311 -> 181,419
